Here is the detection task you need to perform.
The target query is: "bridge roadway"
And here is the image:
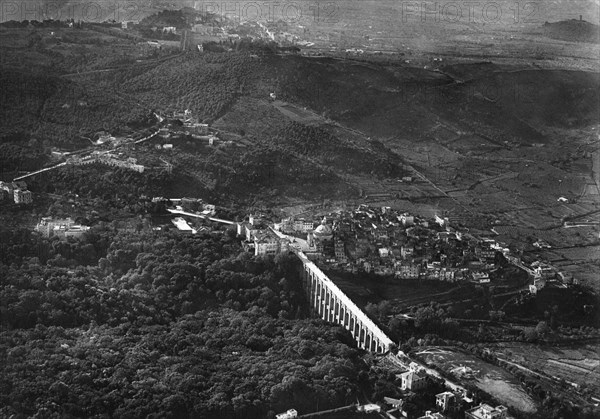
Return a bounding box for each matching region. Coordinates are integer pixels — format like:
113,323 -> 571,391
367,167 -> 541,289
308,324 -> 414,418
13,162 -> 67,181
293,248 -> 394,353
166,208 -> 235,225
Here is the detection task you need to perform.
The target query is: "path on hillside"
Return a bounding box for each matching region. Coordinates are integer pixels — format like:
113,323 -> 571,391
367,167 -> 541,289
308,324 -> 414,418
61,52 -> 184,78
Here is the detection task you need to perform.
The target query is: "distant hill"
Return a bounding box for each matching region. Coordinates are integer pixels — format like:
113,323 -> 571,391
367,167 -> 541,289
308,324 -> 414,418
542,19 -> 600,43
0,0 -> 167,23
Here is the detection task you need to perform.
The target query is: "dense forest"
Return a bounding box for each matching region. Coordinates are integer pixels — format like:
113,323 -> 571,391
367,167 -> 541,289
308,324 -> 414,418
0,228 -> 389,418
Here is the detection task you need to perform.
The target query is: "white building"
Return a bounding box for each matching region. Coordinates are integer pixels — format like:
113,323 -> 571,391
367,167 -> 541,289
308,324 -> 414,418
435,215 -> 449,227
171,217 -> 196,234
35,217 -> 89,238
465,404 -> 508,419
400,214 -> 415,226
293,218 -> 314,233
254,233 -> 289,256
14,189 -> 33,204
36,217 -> 74,237
1,181 -> 32,204
275,409 -> 297,419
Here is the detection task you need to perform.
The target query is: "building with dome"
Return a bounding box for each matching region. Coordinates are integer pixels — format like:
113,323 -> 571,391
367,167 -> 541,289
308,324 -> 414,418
312,218 -> 333,241
307,217 -> 335,258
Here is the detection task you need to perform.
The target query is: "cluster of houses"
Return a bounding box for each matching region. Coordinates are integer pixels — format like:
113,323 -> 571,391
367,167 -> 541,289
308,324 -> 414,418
267,206 -> 576,291
0,181 -> 33,204
269,206 -> 511,284
376,356 -> 511,419
156,110 -> 219,147
34,217 -> 90,239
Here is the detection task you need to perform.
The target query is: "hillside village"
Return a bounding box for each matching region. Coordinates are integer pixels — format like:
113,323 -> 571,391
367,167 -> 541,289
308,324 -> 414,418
229,205 -> 574,295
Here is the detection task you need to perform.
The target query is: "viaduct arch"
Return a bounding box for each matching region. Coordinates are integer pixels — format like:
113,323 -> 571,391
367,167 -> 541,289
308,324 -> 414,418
294,250 -> 394,353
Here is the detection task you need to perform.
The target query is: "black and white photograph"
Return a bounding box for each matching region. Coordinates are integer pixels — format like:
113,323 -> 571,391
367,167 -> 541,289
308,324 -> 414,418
0,0 -> 598,417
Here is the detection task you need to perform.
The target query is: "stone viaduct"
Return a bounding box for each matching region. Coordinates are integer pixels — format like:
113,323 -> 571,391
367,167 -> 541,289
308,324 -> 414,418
294,250 -> 394,353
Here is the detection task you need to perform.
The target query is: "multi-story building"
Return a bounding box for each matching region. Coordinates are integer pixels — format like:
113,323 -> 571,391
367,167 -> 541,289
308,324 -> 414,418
395,263 -> 420,279
465,404 -> 508,419
475,246 -> 496,262
35,217 -> 89,238
533,263 -> 555,280
334,239 -> 346,262
254,232 -> 288,256
436,392 -> 455,412
14,189 -> 32,204
62,225 -> 91,239
401,245 -> 414,258
422,268 -> 441,280
293,218 -> 314,233
1,181 -> 32,204
440,268 -> 456,282
399,370 -> 427,391
245,225 -> 261,242
36,217 -> 75,237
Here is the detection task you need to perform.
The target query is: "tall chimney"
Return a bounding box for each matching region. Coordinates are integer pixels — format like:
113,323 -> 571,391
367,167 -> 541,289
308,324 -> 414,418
580,15 -> 582,21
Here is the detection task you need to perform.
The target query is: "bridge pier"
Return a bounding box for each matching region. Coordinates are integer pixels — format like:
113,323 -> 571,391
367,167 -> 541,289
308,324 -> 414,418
358,323 -> 365,349
296,250 -> 393,354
